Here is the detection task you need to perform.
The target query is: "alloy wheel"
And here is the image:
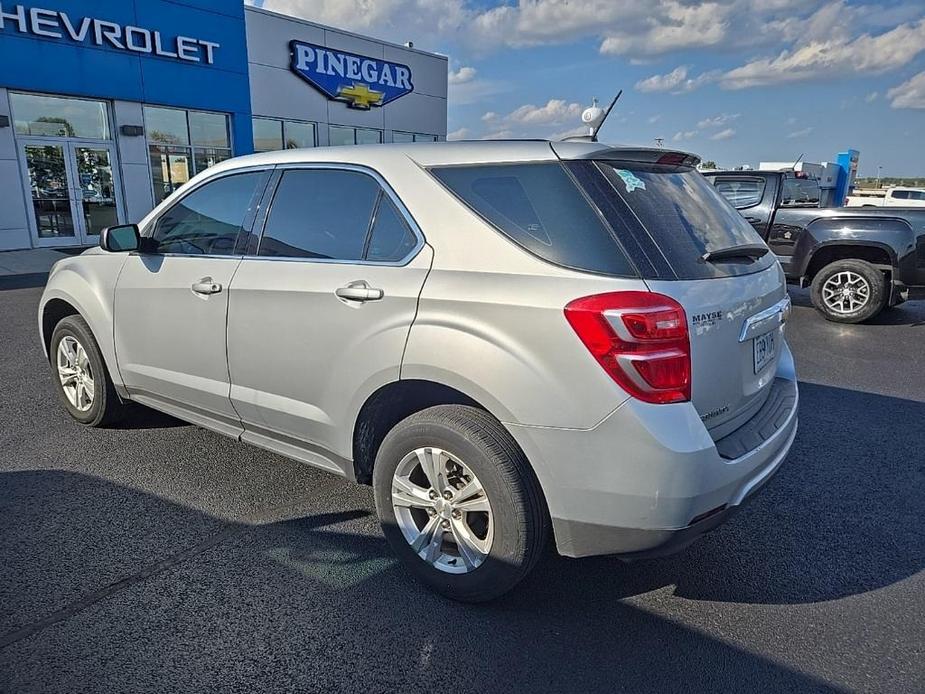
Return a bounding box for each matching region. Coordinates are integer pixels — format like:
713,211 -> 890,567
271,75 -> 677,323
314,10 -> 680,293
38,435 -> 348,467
821,271 -> 870,314
391,447 -> 494,574
57,336 -> 94,412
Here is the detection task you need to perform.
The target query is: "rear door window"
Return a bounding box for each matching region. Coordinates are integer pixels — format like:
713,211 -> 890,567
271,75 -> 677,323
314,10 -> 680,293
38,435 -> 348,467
593,162 -> 776,279
366,195 -> 418,262
259,169 -> 379,260
781,177 -> 821,207
712,177 -> 765,209
431,163 -> 636,277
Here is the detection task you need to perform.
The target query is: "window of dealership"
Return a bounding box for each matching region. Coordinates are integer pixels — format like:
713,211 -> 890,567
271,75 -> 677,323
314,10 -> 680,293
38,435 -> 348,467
144,105 -> 233,203
0,2 -> 448,251
10,91 -> 122,246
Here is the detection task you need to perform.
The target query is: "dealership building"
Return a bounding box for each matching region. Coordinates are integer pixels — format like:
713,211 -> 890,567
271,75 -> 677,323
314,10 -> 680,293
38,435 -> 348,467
0,1 -> 448,250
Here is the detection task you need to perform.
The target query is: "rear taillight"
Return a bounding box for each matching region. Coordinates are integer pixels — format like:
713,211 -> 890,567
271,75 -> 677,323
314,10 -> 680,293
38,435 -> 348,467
564,291 -> 691,404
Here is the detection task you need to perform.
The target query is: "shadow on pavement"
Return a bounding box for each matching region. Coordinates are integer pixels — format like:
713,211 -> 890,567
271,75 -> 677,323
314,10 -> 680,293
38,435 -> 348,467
0,273 -> 49,291
107,403 -> 190,430
0,469 -> 835,693
2,381 -> 922,691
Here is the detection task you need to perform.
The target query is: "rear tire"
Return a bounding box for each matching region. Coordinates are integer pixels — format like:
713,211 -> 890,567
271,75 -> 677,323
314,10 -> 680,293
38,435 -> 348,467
373,405 -> 548,602
50,315 -> 125,427
810,259 -> 887,324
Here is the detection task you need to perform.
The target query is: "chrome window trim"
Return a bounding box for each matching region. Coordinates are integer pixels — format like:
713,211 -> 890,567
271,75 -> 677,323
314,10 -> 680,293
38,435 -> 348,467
249,162 -> 426,268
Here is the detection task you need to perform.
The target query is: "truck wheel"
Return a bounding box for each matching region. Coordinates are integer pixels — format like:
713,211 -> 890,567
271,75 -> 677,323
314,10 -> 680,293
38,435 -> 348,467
373,405 -> 548,602
810,259 -> 887,324
50,315 -> 126,426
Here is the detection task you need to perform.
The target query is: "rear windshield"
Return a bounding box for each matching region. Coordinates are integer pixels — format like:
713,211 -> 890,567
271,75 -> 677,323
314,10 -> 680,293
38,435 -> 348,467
430,163 -> 637,277
595,162 -> 776,279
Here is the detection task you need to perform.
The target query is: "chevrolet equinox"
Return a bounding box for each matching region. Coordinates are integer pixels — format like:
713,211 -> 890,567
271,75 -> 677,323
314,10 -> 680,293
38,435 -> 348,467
39,140 -> 798,601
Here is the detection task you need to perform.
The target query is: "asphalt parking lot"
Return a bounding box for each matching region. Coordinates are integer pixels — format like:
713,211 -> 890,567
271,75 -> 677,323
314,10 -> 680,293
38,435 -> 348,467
1,280 -> 923,693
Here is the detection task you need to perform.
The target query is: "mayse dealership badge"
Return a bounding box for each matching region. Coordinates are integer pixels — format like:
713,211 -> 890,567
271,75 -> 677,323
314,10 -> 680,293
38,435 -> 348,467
289,40 -> 414,109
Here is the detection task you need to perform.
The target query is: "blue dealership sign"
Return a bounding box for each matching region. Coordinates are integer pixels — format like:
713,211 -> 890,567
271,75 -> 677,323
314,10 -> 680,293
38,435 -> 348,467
289,40 -> 414,109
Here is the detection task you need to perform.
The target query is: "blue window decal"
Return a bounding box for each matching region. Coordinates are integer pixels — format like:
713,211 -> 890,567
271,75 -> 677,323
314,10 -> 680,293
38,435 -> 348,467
612,169 -> 646,193
289,40 -> 414,110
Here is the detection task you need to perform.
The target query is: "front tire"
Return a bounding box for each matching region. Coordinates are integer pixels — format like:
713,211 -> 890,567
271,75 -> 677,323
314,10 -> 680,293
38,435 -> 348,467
810,259 -> 887,324
373,405 -> 548,602
50,315 -> 125,426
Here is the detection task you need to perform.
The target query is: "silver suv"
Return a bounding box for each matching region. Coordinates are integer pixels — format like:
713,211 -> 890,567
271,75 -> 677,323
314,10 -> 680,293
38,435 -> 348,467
39,140 -> 798,601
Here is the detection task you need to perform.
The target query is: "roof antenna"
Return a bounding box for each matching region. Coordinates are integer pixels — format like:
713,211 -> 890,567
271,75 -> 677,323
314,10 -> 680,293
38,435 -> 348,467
791,153 -> 805,171
580,90 -> 622,142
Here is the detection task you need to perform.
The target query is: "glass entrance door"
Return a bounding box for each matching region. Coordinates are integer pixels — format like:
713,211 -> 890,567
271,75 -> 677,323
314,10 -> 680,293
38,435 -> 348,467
72,145 -> 120,239
22,142 -> 77,245
20,139 -> 124,247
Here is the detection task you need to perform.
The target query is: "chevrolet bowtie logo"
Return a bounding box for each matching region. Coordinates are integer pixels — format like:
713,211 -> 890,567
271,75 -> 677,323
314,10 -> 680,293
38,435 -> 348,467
337,82 -> 385,109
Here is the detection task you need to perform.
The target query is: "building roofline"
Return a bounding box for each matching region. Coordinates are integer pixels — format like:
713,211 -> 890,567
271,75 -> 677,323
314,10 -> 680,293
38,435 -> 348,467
243,5 -> 448,61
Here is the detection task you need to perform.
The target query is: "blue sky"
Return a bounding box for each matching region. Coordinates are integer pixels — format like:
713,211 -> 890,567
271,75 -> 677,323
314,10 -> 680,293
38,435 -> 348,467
252,0 -> 925,176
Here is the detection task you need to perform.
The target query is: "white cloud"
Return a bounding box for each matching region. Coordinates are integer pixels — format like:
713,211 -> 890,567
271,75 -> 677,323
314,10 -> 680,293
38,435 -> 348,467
600,1 -> 729,56
256,0 -> 469,49
887,71 -> 925,109
697,113 -> 740,129
635,66 -> 689,93
710,128 -> 736,140
648,114 -> 662,124
448,66 -> 477,84
505,99 -> 583,126
448,77 -> 506,106
548,125 -> 589,140
864,91 -> 879,102
720,18 -> 925,89
635,65 -> 721,94
474,99 -> 586,139
447,127 -> 471,140
673,130 -> 696,141
447,65 -> 502,105
787,126 -> 814,138
258,0 -> 889,60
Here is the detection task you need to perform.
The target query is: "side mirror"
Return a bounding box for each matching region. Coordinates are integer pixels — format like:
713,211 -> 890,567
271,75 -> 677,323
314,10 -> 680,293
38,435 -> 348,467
100,224 -> 140,252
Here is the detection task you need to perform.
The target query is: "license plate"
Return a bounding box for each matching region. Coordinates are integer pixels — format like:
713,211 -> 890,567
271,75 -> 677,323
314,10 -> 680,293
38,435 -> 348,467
753,330 -> 776,374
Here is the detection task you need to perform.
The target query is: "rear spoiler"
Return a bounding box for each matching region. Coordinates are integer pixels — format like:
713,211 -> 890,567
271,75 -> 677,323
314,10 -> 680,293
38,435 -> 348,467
551,142 -> 700,168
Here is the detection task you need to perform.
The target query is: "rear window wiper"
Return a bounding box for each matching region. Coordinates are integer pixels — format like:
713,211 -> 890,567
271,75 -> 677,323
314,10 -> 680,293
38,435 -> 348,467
701,244 -> 769,263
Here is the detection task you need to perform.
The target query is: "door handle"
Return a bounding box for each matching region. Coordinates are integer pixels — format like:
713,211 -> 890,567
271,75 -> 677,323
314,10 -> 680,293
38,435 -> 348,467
335,281 -> 384,303
191,277 -> 222,295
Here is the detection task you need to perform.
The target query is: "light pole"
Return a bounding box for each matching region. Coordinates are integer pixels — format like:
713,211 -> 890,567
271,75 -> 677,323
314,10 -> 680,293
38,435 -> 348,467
877,165 -> 882,188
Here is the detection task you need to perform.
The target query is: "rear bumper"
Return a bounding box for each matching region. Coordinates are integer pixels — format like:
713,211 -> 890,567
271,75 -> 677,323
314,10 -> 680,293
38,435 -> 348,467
507,342 -> 799,558
550,414 -> 796,559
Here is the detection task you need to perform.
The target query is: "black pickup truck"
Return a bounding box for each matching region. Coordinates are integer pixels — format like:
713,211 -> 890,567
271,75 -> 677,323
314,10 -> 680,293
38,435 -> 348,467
704,170 -> 925,323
